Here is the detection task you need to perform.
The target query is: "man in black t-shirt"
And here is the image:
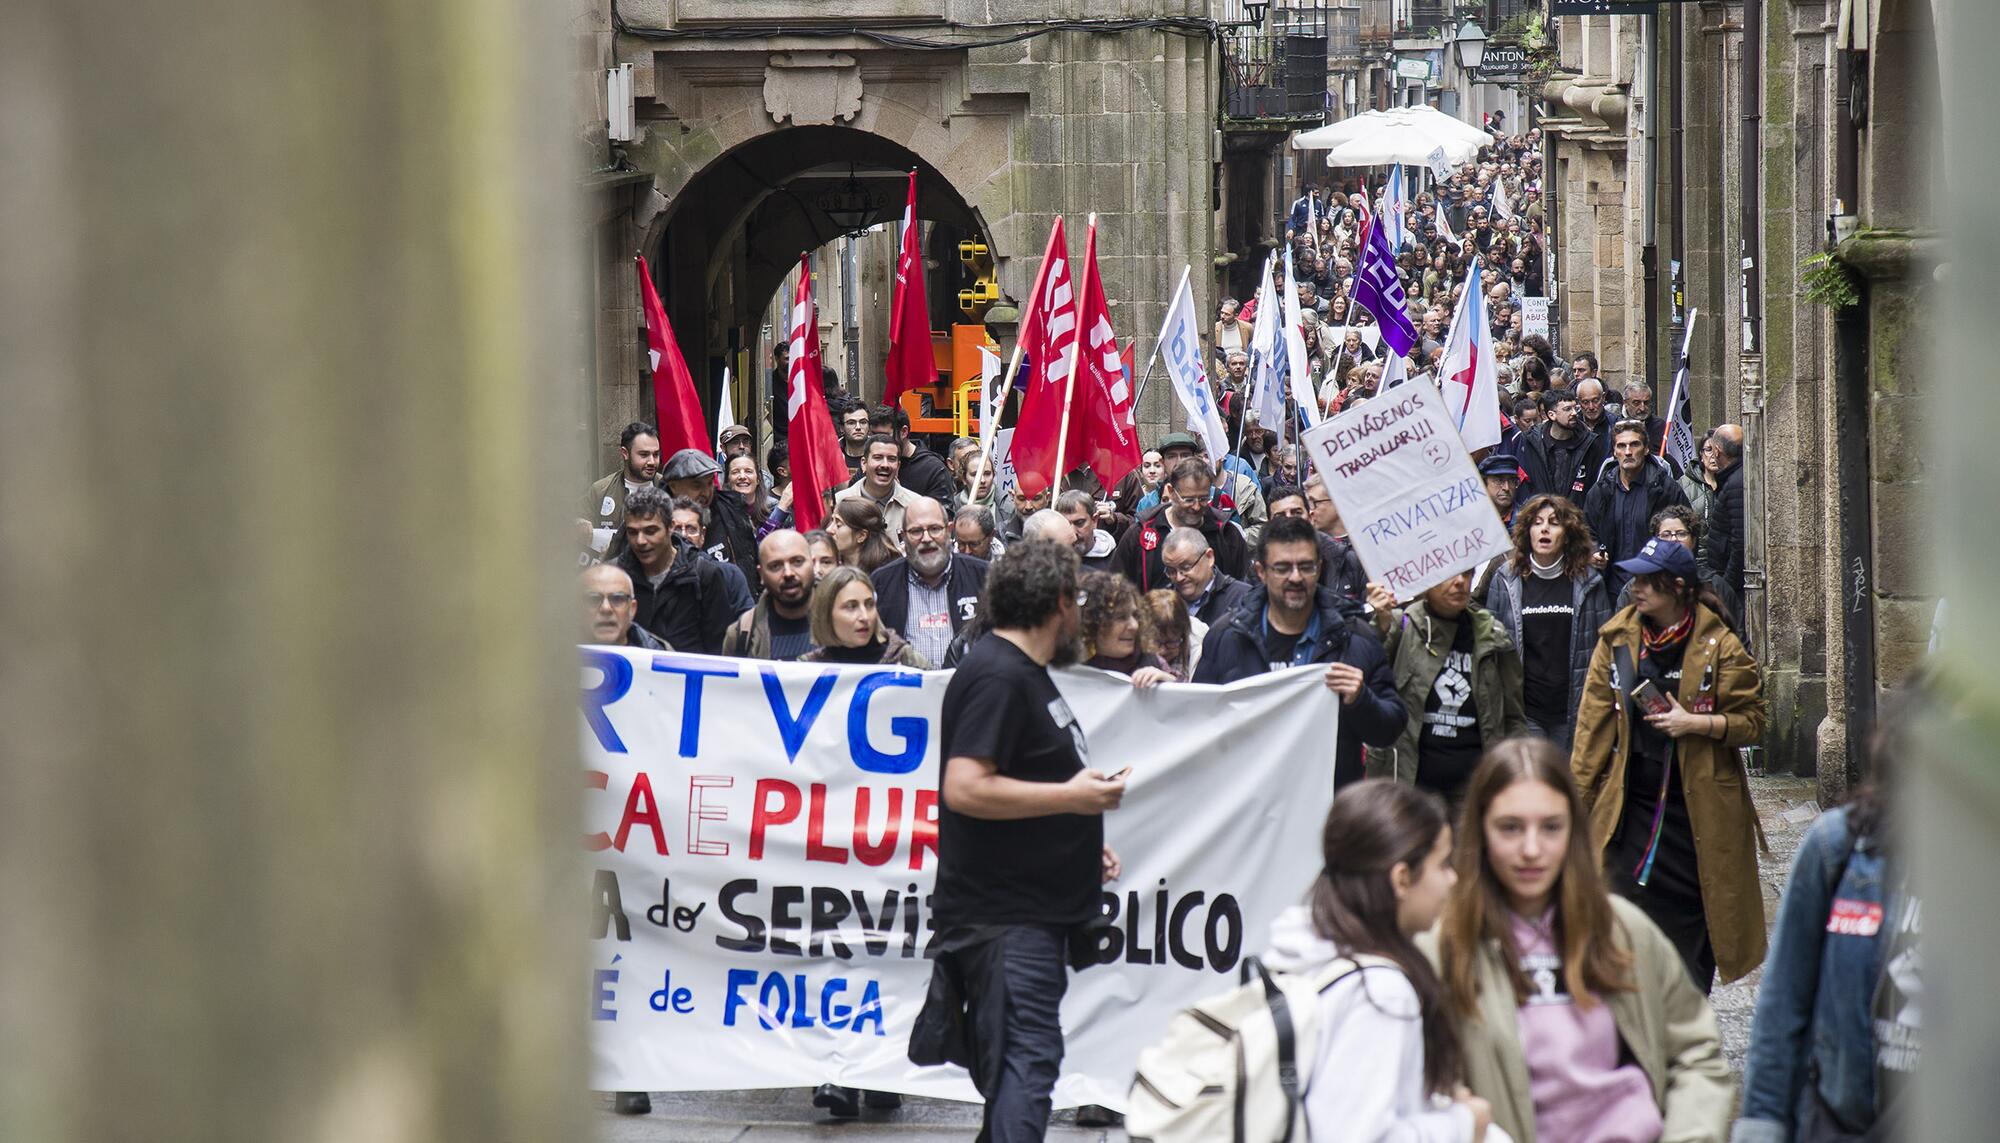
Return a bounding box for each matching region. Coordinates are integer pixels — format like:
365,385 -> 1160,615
915,540 -> 1126,1141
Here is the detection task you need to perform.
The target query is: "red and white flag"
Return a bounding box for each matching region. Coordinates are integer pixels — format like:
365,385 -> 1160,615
882,171 -> 937,404
1070,217 -> 1141,490
783,256 -> 848,533
1010,217 -> 1081,496
1438,262 -> 1504,451
637,254 -> 712,458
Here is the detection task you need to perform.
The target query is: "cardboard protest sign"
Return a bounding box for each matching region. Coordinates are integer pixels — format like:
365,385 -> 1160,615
1302,382 -> 1511,600
582,651 -> 1337,1110
1521,296 -> 1550,340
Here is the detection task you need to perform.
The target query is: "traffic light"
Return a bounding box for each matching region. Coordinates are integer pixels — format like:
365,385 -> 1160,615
957,239 -> 997,320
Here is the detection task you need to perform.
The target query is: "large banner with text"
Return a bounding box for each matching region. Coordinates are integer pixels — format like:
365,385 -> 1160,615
581,648 -> 1337,1109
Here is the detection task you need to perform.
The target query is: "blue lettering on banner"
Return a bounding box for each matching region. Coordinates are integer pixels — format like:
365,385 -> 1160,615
592,966 -> 620,1021
723,968 -> 888,1036
847,671 -> 928,774
1360,476 -> 1485,544
580,648 -> 634,753
761,667 -> 839,762
651,656 -> 742,758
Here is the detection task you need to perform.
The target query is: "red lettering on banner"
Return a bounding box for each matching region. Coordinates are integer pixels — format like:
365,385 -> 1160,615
805,783 -> 850,864
613,772 -> 669,855
584,770 -> 612,852
1827,898 -> 1883,937
851,787 -> 903,866
750,779 -> 801,859
909,788 -> 939,871
687,775 -> 733,856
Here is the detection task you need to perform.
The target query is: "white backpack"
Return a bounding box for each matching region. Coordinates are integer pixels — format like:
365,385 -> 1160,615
1126,953 -> 1395,1143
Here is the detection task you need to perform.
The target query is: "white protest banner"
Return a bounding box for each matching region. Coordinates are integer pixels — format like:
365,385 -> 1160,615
581,650 -> 1337,1110
1521,296 -> 1550,340
989,427 -> 1017,502
1302,381 -> 1510,600
1426,145 -> 1451,181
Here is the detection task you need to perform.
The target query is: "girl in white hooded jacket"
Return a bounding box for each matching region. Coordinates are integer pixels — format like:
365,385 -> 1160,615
1262,779 -> 1503,1143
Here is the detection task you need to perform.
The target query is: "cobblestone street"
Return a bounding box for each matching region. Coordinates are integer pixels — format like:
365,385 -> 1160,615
599,773 -> 1824,1141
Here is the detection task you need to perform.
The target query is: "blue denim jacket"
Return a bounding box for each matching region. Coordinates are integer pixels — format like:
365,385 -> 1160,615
1731,807 -> 1895,1142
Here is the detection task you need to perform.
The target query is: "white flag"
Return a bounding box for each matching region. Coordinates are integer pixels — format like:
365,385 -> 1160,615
1153,266 -> 1232,460
1436,201 -> 1457,244
1378,346 -> 1410,391
1438,262 -> 1503,450
1492,175 -> 1514,221
1281,246 -> 1321,427
1246,254 -> 1286,431
977,344 -> 1004,453
714,366 -> 736,457
1382,166 -> 1407,252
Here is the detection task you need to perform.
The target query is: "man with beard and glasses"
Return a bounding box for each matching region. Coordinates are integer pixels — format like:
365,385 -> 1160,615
910,540 -> 1128,1141
1193,515 -> 1403,787
719,529 -> 817,660
871,497 -> 987,667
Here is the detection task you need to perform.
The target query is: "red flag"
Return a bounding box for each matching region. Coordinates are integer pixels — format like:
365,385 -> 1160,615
637,255 -> 712,458
883,171 -> 937,404
1010,217 -> 1081,497
783,256 -> 848,533
1068,219 -> 1142,490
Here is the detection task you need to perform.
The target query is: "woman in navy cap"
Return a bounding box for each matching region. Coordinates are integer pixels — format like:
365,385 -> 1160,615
1569,537 -> 1766,995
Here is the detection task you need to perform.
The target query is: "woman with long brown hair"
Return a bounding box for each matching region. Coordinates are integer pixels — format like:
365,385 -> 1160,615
1428,738 -> 1732,1143
1262,780 -> 1491,1141
823,498 -> 899,575
1484,494 -> 1614,748
1571,537 -> 1765,996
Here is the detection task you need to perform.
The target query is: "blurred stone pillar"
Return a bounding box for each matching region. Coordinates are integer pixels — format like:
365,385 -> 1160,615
0,2 -> 583,1140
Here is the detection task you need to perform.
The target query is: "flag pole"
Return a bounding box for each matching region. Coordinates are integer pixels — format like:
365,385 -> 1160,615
1050,212 -> 1096,493
1658,307 -> 1699,460
965,337 -> 1026,503
1131,264 -> 1189,410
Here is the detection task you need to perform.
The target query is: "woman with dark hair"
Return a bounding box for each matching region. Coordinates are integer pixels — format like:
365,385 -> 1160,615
1429,738 -> 1732,1143
1571,537 -> 1766,995
1485,494 -> 1614,747
798,566 -> 930,669
824,498 -> 899,575
1733,679 -> 1927,1143
1077,571 -> 1173,684
1261,780 -> 1491,1142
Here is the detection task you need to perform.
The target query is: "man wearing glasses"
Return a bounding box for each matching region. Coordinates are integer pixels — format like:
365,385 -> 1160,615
1115,456 -> 1250,592
581,564 -> 669,652
871,497 -> 989,668
1192,516 -> 1404,787
1160,527 -> 1251,627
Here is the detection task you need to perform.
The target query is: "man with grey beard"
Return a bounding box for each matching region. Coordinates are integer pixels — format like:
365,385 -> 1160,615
871,496 -> 989,667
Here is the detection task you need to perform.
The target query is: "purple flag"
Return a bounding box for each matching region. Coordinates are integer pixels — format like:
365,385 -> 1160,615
1353,217 -> 1418,358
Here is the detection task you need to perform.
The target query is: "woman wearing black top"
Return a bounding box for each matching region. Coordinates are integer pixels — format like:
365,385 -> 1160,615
1484,494 -> 1614,748
798,566 -> 932,669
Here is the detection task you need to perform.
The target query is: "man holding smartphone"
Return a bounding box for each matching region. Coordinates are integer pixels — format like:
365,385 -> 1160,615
912,539 -> 1125,1141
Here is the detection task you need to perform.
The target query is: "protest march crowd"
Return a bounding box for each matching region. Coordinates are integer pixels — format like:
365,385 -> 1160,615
581,125 -> 1917,1142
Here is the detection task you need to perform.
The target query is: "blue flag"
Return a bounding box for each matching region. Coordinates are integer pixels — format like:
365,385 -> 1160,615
1353,218 -> 1418,358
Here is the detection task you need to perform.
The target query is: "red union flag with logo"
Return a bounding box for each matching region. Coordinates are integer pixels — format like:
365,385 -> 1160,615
784,256 -> 848,533
1011,216 -> 1139,495
882,170 -> 937,405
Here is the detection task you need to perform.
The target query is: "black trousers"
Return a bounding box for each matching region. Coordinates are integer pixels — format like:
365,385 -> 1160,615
1606,861 -> 1716,994
974,924 -> 1070,1143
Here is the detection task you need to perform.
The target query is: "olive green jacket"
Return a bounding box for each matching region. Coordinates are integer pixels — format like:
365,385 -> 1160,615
1418,896 -> 1735,1143
1365,603 -> 1528,783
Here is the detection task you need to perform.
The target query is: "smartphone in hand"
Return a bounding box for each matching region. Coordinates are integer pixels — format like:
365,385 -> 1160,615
1631,678 -> 1674,716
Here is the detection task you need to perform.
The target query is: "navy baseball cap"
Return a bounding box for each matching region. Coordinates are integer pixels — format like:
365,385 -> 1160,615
1616,536 -> 1698,580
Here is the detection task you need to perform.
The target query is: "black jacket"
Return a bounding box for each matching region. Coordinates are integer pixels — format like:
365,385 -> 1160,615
1116,503 -> 1250,593
1191,584 -> 1405,786
899,444 -> 959,508
871,555 -> 989,644
704,487 -> 760,594
1318,531 -> 1368,603
1514,422 -> 1601,506
1583,456 -> 1690,595
1702,460 -> 1746,598
1191,572 -> 1255,627
615,537 -> 736,655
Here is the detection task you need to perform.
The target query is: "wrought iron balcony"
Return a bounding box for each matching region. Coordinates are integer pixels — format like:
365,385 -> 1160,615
1221,0 -> 1333,125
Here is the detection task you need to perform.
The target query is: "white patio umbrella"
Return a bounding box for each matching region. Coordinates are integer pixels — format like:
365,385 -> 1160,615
1291,106 -> 1490,167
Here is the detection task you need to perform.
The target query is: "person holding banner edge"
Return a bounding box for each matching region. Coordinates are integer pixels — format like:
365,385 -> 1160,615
910,539 -> 1126,1142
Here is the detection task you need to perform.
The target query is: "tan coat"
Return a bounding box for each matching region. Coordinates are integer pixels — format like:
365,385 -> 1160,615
1419,896 -> 1735,1143
1570,603 -> 1767,982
